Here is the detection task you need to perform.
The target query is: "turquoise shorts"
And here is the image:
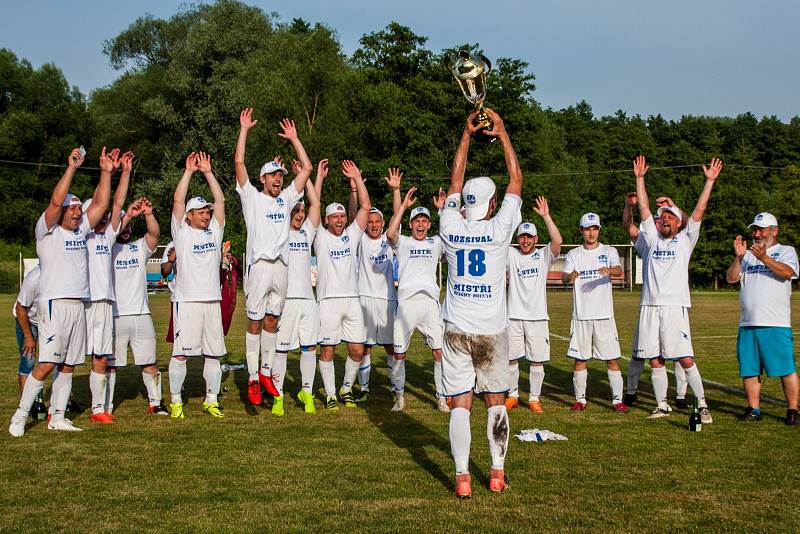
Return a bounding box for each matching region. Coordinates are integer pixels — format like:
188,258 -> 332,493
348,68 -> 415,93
736,326 -> 796,378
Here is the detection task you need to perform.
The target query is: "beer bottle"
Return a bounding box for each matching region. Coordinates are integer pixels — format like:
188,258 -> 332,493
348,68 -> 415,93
689,398 -> 702,432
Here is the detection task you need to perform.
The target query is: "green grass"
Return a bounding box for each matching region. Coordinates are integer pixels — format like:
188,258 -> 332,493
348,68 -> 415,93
1,291 -> 798,532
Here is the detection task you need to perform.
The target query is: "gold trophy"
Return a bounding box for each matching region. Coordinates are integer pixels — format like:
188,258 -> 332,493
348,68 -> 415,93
448,50 -> 494,142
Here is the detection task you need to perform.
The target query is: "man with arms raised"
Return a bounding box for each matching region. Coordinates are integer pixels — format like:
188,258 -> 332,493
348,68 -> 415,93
9,147 -> 114,436
168,151 -> 227,419
440,109 -> 522,497
235,108 -> 312,407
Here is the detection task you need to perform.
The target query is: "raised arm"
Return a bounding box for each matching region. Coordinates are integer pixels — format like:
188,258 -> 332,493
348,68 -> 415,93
235,108 -> 256,188
387,187 -> 417,246
347,180 -> 358,223
622,192 -> 640,239
691,158 -> 723,222
314,159 -> 328,202
110,151 -> 134,231
173,152 -> 198,221
342,160 -> 370,230
86,147 -> 119,228
384,168 -> 403,214
448,110 -> 482,196
726,235 -> 747,284
139,197 -> 160,251
277,118 -> 312,193
484,108 -> 522,197
533,196 -> 562,256
44,148 -> 85,228
196,151 -> 225,226
305,178 -> 322,229
633,155 -> 652,221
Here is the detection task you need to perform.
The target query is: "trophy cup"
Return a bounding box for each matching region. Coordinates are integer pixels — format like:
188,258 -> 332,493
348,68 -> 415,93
448,50 -> 494,142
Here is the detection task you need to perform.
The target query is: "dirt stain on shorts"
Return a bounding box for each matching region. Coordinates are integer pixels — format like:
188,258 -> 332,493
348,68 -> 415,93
445,329 -> 499,369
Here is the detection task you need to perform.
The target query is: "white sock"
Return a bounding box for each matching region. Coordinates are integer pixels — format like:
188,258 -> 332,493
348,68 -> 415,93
169,358 -> 187,404
260,331 -> 276,376
358,353 -> 371,391
203,358 -> 222,404
390,358 -> 406,394
105,370 -> 117,413
683,363 -> 707,408
143,371 -> 162,406
487,405 -> 509,470
433,360 -> 443,398
674,362 -> 688,398
319,360 -> 336,398
16,376 -> 44,417
245,332 -> 260,381
300,350 -> 317,393
573,368 -> 588,404
89,371 -> 106,415
449,407 -> 471,475
341,356 -> 359,393
387,353 -> 395,369
508,360 -> 520,398
272,352 -> 288,396
529,365 -> 545,401
627,358 -> 645,394
652,365 -> 669,408
608,369 -> 623,404
50,372 -> 73,423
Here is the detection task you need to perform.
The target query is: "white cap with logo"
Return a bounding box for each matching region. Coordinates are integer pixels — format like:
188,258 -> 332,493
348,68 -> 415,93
259,160 -> 288,176
749,212 -> 778,228
325,202 -> 346,217
369,207 -> 384,219
462,176 -> 496,221
656,205 -> 683,224
517,222 -> 537,237
186,196 -> 214,212
63,194 -> 82,208
579,212 -> 601,228
410,206 -> 431,220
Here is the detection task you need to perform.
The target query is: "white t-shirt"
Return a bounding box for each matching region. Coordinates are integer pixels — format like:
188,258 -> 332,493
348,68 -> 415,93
86,224 -> 119,302
313,221 -> 364,301
440,193 -> 522,335
161,241 -> 177,302
507,245 -> 556,321
35,212 -> 92,307
112,237 -> 156,317
286,220 -> 317,300
237,179 -> 302,265
738,244 -> 799,327
13,265 -> 40,325
357,233 -> 397,300
563,244 -> 620,320
639,215 -> 701,307
170,215 -> 224,302
393,234 -> 443,302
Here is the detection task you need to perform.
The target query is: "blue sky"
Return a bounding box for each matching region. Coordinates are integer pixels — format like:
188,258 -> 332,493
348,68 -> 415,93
2,0 -> 798,120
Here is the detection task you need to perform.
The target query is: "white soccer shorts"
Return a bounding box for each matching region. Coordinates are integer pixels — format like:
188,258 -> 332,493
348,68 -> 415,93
393,293 -> 443,354
566,318 -> 622,361
245,259 -> 288,321
38,299 -> 86,366
172,301 -> 227,357
277,298 -> 319,352
85,299 -> 114,357
360,295 -> 396,346
318,297 -> 366,346
111,314 -> 157,367
441,322 -> 509,396
635,305 -> 694,361
508,319 -> 551,363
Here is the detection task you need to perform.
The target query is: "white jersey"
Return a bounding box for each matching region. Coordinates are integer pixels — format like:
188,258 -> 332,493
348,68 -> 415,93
161,241 -> 177,302
112,237 -> 156,317
507,245 -> 556,321
170,215 -> 224,302
440,193 -> 522,335
393,234 -> 443,302
563,244 -> 620,320
286,220 -> 317,300
738,244 -> 799,327
357,233 -> 397,301
35,212 -> 92,308
639,215 -> 700,307
313,221 -> 364,301
13,265 -> 40,325
86,224 -> 119,302
236,179 -> 302,265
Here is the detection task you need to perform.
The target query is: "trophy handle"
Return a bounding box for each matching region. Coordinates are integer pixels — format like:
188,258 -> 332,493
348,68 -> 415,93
479,54 -> 492,73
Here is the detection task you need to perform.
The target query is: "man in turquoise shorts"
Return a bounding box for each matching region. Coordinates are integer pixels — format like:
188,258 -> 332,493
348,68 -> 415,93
726,212 -> 799,425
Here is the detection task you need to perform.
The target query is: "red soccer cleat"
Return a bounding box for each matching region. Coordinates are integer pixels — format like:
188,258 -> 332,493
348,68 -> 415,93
258,372 -> 281,398
505,397 -> 519,410
247,379 -> 262,406
570,401 -> 587,412
455,473 -> 472,499
90,412 -> 114,424
613,402 -> 629,413
488,468 -> 509,493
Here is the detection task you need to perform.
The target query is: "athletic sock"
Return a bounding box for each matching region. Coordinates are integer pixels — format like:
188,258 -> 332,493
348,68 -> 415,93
683,363 -> 707,408
608,369 -> 623,404
89,371 -> 107,415
449,407 -> 471,475
319,359 -> 336,398
300,349 -> 317,393
272,352 -> 288,396
751,407 -> 762,416
573,368 -> 588,404
627,357 -> 645,394
16,376 -> 44,417
486,405 -> 509,470
508,360 -> 520,398
433,360 -> 444,398
358,353 -> 371,391
674,361 -> 688,399
105,370 -> 117,413
390,358 -> 406,394
260,331 -> 277,377
341,356 -> 359,393
386,353 -> 395,369
50,372 -> 73,423
245,332 -> 260,381
203,358 -> 222,404
652,365 -> 669,408
143,371 -> 162,406
168,357 -> 187,404
529,364 -> 545,401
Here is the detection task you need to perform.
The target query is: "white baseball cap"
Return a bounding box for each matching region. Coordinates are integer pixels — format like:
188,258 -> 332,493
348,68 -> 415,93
369,207 -> 384,219
410,206 -> 431,220
462,176 -> 496,221
293,199 -> 305,209
325,202 -> 346,217
749,212 -> 778,228
62,194 -> 82,208
517,222 -> 537,237
186,196 -> 214,212
260,160 -> 288,176
656,205 -> 682,223
579,212 -> 601,228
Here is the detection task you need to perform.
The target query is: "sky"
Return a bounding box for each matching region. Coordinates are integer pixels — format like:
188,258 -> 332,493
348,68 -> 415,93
1,0 -> 798,121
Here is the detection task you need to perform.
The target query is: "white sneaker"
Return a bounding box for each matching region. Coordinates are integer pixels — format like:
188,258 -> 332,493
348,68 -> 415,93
391,396 -> 405,412
699,407 -> 713,424
8,414 -> 27,437
437,397 -> 451,413
48,419 -> 82,432
647,407 -> 671,419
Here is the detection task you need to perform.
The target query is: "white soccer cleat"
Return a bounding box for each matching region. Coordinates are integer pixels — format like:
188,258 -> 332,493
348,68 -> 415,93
437,397 -> 451,413
647,407 -> 671,419
391,396 -> 405,412
8,414 -> 27,437
48,419 -> 83,432
699,407 -> 713,424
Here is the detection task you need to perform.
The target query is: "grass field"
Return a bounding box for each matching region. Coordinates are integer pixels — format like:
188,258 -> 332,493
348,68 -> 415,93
1,290 -> 798,532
